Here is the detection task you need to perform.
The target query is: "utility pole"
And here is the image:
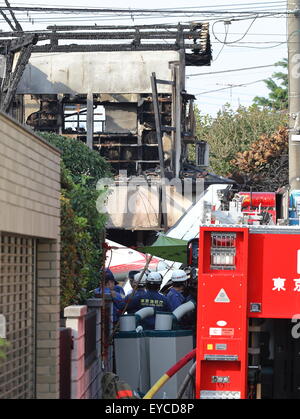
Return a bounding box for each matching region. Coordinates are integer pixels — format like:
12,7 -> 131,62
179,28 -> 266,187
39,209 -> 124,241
288,0 -> 300,191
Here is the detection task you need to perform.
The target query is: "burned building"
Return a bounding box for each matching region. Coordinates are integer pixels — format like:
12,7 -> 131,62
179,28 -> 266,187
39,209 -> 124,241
0,24 -> 224,245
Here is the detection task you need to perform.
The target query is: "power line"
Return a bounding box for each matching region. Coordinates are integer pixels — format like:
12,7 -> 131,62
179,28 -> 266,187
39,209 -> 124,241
4,0 -> 23,31
212,16 -> 258,45
0,8 -> 287,27
226,41 -> 287,48
194,78 -> 266,95
0,6 -> 290,15
213,20 -> 230,61
14,1 -> 285,10
3,14 -> 287,28
187,64 -> 277,78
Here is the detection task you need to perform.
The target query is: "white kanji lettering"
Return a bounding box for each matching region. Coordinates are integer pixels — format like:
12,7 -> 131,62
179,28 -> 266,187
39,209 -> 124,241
294,279 -> 300,292
272,277 -> 286,291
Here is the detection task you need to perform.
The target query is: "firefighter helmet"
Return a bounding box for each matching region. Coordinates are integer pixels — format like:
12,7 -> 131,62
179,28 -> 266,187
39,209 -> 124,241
170,269 -> 188,283
146,272 -> 163,284
133,272 -> 147,286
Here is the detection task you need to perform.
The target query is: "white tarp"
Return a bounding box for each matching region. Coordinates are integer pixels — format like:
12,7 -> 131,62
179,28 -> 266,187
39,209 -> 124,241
154,184 -> 230,282
106,239 -> 160,281
166,184 -> 229,241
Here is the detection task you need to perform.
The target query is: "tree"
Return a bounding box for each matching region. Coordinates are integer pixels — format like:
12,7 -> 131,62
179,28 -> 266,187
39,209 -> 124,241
39,133 -> 112,309
40,132 -> 111,186
253,59 -> 288,110
194,104 -> 288,176
230,126 -> 288,191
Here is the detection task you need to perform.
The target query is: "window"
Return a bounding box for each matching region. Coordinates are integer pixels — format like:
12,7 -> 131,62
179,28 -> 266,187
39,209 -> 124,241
63,104 -> 105,134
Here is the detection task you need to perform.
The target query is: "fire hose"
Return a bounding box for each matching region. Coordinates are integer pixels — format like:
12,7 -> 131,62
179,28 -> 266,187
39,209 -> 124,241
177,361 -> 196,399
143,348 -> 196,399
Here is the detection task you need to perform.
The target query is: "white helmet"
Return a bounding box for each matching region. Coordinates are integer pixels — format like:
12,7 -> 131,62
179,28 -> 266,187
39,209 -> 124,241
171,269 -> 188,283
146,272 -> 162,284
133,272 -> 147,286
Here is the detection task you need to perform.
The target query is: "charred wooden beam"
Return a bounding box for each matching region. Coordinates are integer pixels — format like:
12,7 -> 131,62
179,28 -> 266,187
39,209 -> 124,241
33,43 -> 182,53
0,44 -> 33,112
0,10 -> 16,31
4,0 -> 23,32
9,34 -> 38,52
46,24 -> 199,30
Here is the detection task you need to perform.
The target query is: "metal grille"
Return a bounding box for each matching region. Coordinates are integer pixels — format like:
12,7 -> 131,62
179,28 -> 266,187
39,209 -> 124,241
210,233 -> 236,270
0,234 -> 36,399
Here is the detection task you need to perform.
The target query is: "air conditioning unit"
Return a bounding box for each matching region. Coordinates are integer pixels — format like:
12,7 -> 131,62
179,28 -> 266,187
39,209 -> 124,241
196,141 -> 209,167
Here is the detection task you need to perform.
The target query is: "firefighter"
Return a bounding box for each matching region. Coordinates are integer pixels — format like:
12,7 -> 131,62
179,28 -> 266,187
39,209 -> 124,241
166,269 -> 188,311
94,269 -> 124,322
113,271 -> 171,329
134,271 -> 171,329
127,270 -> 140,293
127,272 -> 147,297
125,272 -> 147,314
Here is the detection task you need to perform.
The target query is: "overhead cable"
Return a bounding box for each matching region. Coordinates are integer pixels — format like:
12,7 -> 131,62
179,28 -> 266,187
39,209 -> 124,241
194,78 -> 266,96
187,64 -> 277,78
0,6 -> 290,15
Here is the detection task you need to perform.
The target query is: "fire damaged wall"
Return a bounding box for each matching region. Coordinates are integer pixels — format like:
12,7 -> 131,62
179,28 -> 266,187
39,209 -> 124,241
22,90 -> 183,176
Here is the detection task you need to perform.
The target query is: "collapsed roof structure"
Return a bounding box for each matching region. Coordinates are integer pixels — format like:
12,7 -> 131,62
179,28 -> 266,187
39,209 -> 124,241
0,15 -> 234,243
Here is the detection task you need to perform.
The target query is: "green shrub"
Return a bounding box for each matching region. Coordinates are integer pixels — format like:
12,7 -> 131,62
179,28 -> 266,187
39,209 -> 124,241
39,133 -> 112,309
39,132 -> 111,186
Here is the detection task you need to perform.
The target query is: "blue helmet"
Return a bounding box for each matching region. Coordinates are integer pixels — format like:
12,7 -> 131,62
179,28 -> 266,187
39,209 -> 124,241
104,268 -> 118,284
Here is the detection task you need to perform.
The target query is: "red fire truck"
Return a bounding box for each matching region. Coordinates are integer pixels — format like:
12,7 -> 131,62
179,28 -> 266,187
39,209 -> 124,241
190,225 -> 300,399
238,192 -> 277,224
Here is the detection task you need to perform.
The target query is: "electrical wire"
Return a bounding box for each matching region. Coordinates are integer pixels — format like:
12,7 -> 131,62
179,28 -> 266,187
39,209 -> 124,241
0,11 -> 287,28
213,20 -> 229,61
227,40 -> 287,48
6,1 -> 287,7
212,16 -> 258,45
194,78 -> 266,96
0,6 -> 289,15
0,4 -> 289,27
187,64 -> 276,78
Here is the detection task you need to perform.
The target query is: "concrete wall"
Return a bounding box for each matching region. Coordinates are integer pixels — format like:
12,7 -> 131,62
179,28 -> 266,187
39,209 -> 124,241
0,112 -> 61,399
17,51 -> 182,95
106,183 -> 195,230
0,112 -> 60,239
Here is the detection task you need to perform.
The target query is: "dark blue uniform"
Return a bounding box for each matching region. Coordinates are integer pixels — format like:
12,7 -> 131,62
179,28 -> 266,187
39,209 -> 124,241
114,289 -> 171,329
114,285 -> 125,297
94,286 -> 124,322
166,287 -> 186,312
125,289 -> 146,314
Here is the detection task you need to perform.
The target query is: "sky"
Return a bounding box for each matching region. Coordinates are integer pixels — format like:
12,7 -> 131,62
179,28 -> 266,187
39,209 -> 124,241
0,0 -> 288,116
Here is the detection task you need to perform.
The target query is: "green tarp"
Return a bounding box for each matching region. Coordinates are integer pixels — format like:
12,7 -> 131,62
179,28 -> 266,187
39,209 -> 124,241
138,235 -> 188,264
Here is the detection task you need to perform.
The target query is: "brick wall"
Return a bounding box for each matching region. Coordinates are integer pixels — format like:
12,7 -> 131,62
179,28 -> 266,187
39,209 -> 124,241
36,240 -> 60,399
